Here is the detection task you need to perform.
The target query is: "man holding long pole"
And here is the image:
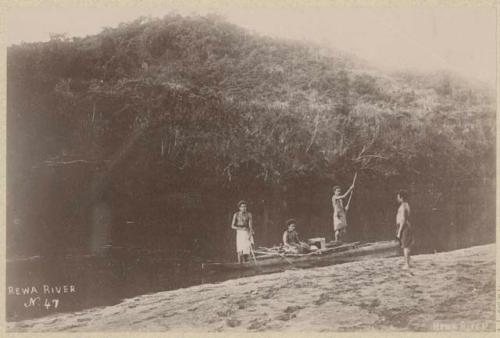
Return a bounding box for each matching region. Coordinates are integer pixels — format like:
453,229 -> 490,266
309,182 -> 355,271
331,173 -> 357,242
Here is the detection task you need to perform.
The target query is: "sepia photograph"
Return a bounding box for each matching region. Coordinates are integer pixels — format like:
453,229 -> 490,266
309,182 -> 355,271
4,2 -> 497,333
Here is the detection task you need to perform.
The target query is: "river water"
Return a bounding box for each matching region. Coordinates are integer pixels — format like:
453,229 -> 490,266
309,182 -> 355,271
7,243 -> 401,322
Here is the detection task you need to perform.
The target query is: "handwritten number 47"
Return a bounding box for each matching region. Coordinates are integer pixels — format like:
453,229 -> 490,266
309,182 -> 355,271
44,298 -> 59,309
24,297 -> 59,309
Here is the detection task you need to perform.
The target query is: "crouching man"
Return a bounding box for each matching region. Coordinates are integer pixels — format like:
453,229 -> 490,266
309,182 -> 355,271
282,219 -> 312,254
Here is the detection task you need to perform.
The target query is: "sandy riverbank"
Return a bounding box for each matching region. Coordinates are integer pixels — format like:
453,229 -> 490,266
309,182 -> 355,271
8,243 -> 496,332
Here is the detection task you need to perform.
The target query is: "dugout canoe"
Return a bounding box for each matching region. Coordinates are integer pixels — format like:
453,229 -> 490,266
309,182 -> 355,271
201,240 -> 400,273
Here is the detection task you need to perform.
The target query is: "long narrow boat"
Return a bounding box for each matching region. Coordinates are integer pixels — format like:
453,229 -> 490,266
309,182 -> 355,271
202,240 -> 400,273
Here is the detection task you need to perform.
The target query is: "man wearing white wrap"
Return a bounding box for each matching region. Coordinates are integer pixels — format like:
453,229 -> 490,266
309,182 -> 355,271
332,184 -> 354,242
231,200 -> 254,263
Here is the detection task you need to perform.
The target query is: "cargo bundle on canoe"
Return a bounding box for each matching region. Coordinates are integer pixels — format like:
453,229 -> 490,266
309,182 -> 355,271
202,240 -> 400,273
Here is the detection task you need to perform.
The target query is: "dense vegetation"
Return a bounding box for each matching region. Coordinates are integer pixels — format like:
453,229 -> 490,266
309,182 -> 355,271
7,15 -> 495,259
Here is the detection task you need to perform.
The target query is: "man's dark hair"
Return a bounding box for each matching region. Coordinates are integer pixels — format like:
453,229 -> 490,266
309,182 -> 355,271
397,189 -> 409,200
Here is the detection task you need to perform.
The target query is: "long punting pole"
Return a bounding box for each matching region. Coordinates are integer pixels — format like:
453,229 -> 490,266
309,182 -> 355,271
346,172 -> 357,212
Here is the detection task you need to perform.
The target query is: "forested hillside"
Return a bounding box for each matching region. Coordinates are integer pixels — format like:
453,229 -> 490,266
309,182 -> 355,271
7,14 -> 495,259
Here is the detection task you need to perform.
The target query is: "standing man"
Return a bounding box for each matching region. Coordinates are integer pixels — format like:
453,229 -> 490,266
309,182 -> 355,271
231,200 -> 254,263
332,183 -> 354,242
396,190 -> 414,269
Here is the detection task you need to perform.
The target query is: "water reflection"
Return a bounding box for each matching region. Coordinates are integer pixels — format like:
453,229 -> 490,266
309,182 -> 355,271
7,245 -> 401,322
